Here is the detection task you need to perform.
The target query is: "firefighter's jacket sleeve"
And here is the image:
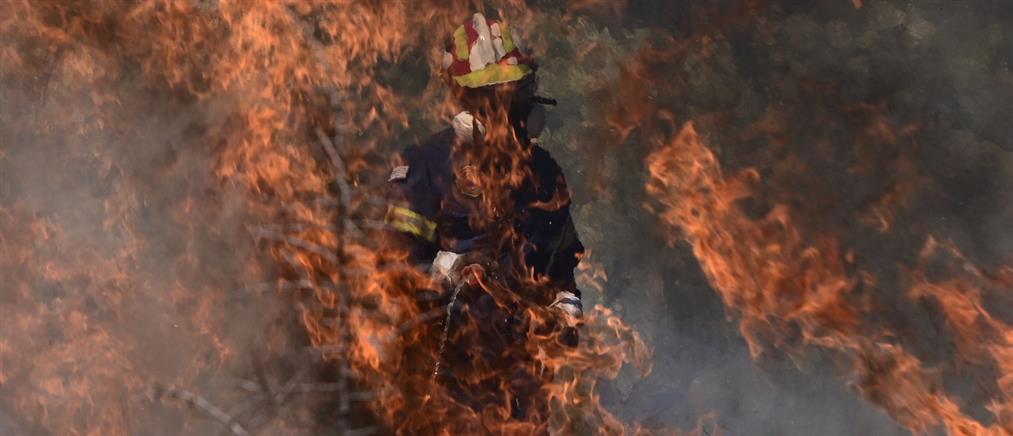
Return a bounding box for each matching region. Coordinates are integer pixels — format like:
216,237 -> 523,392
519,146 -> 585,297
385,143 -> 442,266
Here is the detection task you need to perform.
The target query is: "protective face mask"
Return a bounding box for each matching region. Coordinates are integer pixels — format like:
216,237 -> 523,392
526,103 -> 546,140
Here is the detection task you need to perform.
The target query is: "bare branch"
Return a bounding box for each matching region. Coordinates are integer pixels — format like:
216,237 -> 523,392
355,219 -> 387,231
253,223 -> 339,234
255,229 -> 338,264
148,385 -> 250,436
314,127 -> 364,240
343,425 -> 381,436
234,381 -> 377,399
236,280 -> 314,294
396,306 -> 448,334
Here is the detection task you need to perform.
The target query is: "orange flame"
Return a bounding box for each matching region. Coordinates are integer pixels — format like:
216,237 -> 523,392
647,121 -> 1013,435
1,1 -> 663,433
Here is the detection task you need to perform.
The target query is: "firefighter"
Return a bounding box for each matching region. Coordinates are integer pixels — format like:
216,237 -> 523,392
385,12 -> 583,319
384,12 -> 583,421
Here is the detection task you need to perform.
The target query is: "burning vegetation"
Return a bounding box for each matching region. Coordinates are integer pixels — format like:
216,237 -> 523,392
1,1 -> 1011,435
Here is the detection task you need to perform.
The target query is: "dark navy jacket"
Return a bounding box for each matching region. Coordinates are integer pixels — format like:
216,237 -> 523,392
386,127 -> 583,302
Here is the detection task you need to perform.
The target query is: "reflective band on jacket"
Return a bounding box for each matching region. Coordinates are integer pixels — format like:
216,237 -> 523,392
453,63 -> 532,88
385,205 -> 438,242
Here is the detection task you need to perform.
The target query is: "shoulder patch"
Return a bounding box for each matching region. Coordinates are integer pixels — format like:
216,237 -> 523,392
388,165 -> 409,182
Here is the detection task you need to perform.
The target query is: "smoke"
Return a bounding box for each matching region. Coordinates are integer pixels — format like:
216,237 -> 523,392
531,1 -> 1011,434
1,0 -> 1010,434
0,13 -> 319,436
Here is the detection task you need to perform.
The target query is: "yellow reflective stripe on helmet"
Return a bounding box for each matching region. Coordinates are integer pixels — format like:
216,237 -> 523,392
501,24 -> 515,53
452,63 -> 532,88
385,205 -> 437,242
454,25 -> 470,60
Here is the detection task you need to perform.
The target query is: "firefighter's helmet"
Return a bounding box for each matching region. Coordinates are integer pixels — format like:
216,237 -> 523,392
442,13 -> 534,88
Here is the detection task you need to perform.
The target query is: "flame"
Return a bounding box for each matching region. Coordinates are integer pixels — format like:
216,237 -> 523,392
2,1 -> 663,434
646,121 -> 1013,435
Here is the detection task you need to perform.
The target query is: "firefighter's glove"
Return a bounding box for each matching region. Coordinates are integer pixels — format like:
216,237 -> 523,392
432,250 -> 486,287
549,291 -> 583,318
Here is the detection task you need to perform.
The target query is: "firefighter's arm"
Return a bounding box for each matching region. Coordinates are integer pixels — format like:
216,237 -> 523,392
384,146 -> 440,267
525,147 -> 585,317
545,208 -> 584,318
542,203 -> 584,351
540,175 -> 585,318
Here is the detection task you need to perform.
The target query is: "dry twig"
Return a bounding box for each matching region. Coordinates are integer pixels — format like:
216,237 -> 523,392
254,229 -> 339,264
148,385 -> 250,436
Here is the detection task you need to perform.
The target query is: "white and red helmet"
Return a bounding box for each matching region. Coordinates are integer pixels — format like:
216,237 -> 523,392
443,13 -> 535,88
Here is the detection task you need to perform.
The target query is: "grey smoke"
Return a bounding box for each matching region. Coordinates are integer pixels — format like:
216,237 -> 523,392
2,1 -> 1011,435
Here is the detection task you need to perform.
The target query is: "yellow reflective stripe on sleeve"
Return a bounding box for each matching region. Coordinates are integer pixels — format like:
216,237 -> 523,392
390,206 -> 435,228
501,24 -> 515,53
385,205 -> 437,242
388,220 -> 426,241
454,25 -> 470,60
